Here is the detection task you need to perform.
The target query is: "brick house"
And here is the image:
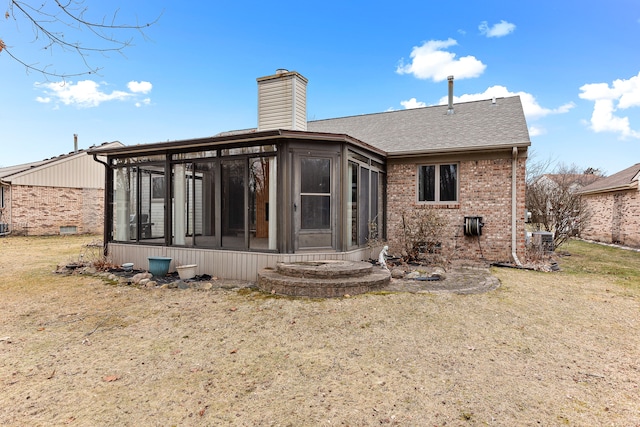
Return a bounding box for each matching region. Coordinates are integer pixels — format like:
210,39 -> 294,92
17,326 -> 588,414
578,163 -> 640,248
0,141 -> 122,236
88,70 -> 530,280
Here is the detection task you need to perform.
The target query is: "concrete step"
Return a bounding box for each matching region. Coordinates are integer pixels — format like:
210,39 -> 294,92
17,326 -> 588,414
258,260 -> 390,297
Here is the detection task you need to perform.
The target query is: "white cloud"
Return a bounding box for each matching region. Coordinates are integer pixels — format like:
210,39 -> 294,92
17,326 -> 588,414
135,98 -> 152,108
400,98 -> 426,109
35,80 -> 130,107
579,72 -> 640,139
128,81 -> 153,94
528,125 -> 546,137
437,85 -> 575,120
35,80 -> 153,108
396,39 -> 486,82
479,20 -> 516,38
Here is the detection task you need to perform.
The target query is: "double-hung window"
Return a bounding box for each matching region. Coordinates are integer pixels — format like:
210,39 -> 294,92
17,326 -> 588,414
418,164 -> 458,203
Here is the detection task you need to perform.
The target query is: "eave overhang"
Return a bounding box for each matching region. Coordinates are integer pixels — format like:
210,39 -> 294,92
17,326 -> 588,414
578,181 -> 638,196
385,141 -> 530,159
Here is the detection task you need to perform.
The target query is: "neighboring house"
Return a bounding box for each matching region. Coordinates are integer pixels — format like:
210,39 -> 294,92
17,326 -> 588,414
578,163 -> 640,248
88,70 -> 530,281
0,141 -> 122,236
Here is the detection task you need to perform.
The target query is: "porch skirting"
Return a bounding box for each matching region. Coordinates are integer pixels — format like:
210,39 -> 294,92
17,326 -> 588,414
107,244 -> 375,282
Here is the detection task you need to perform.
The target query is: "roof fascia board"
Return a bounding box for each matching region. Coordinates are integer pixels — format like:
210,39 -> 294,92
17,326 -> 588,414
386,142 -> 530,159
579,182 -> 638,195
88,129 -> 387,158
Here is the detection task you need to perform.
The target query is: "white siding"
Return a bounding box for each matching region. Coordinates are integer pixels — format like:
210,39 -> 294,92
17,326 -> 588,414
9,153 -> 107,188
109,244 -> 371,282
257,71 -> 307,131
5,143 -> 123,188
294,82 -> 307,130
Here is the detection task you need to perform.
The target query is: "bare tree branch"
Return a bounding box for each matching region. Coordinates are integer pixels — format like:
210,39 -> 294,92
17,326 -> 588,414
1,0 -> 161,79
526,162 -> 601,249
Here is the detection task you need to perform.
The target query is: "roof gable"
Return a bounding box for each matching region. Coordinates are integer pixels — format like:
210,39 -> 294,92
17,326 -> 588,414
0,141 -> 122,183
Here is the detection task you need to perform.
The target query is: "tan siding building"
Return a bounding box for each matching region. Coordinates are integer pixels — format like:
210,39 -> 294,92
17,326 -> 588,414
0,141 -> 122,236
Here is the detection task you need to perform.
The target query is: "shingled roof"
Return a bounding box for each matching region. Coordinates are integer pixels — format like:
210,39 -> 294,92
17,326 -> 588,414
89,96 -> 531,160
307,96 -> 530,156
578,163 -> 640,195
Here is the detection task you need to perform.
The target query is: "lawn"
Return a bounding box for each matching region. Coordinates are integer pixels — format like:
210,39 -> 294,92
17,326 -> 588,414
0,235 -> 638,426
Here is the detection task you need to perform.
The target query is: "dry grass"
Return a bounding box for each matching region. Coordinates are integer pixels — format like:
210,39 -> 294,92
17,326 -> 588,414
0,235 -> 639,426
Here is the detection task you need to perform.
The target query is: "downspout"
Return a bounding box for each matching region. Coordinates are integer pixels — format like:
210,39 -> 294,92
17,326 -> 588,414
511,147 -> 522,266
93,154 -> 112,258
0,179 -> 11,236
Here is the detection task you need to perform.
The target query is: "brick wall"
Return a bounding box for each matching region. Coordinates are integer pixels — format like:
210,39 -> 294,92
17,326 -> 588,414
581,190 -> 640,247
10,185 -> 104,236
386,156 -> 526,263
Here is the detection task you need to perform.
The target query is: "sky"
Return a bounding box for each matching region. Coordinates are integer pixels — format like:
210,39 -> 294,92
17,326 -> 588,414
1,0 -> 640,176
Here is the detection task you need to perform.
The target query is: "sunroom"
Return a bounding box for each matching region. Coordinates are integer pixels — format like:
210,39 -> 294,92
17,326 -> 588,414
90,129 -> 386,281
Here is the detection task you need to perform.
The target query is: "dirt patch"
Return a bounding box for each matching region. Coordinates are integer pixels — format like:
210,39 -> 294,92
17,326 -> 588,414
1,235 -> 639,425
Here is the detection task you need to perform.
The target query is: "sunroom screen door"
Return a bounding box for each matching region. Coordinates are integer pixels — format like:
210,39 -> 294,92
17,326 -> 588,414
295,156 -> 334,250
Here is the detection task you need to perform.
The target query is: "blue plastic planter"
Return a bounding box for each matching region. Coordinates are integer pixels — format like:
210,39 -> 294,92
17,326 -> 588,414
148,257 -> 172,277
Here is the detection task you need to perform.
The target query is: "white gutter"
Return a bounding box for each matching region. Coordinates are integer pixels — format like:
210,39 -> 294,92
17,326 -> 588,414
512,146 -> 522,266
385,142 -> 531,159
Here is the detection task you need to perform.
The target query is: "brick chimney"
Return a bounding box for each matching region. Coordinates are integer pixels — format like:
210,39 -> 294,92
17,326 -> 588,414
257,69 -> 308,131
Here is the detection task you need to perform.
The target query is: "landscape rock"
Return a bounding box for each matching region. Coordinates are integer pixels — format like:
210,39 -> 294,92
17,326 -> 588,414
431,267 -> 446,279
132,272 -> 152,284
391,268 -> 405,279
196,282 -> 213,291
406,271 -> 421,279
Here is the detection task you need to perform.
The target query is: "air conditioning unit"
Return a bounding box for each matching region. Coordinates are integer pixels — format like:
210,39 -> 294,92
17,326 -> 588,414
531,231 -> 554,254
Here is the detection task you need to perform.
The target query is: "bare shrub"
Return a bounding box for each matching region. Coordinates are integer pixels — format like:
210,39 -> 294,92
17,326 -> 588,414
66,239 -> 117,270
399,209 -> 448,265
526,163 -> 601,249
